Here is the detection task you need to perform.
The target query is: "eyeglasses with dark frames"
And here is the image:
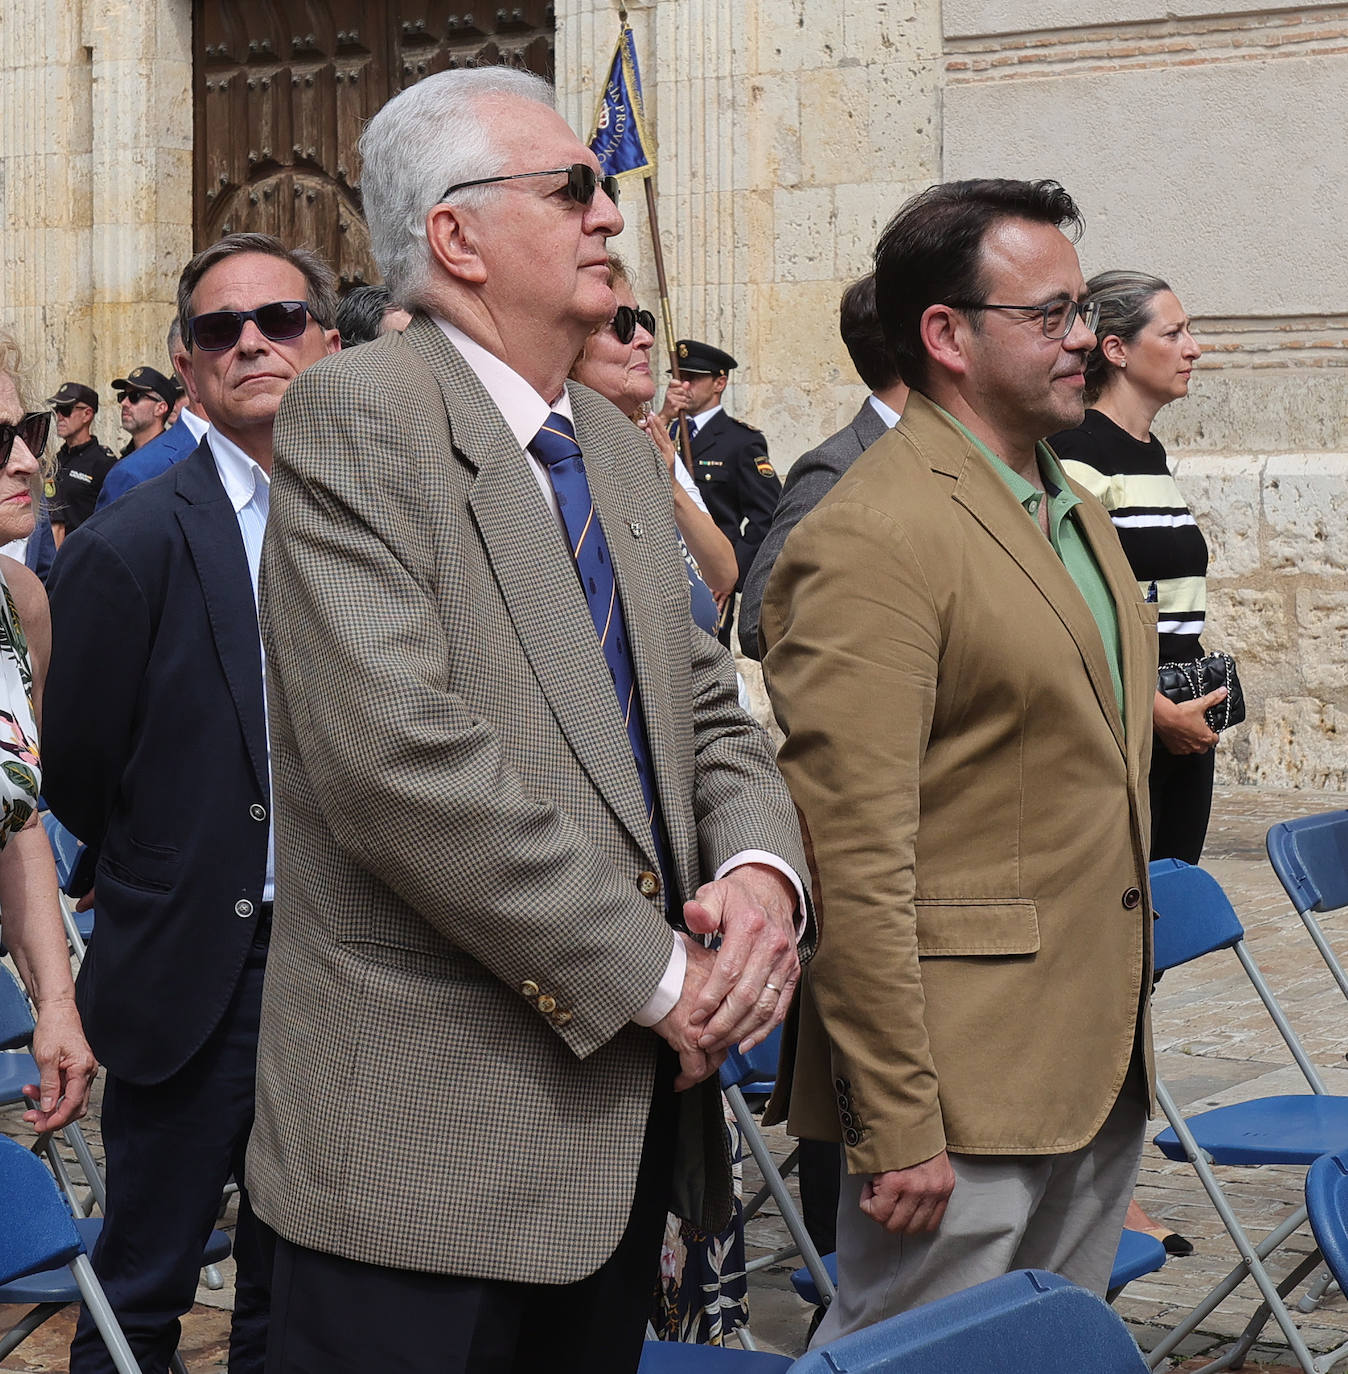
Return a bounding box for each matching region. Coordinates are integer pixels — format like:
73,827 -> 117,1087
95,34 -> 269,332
440,163 -> 620,209
118,389 -> 154,405
610,306 -> 656,346
0,412 -> 51,470
188,300 -> 316,352
949,297 -> 1101,341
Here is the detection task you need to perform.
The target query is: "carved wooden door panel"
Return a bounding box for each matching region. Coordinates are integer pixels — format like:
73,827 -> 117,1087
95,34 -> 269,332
194,2 -> 557,288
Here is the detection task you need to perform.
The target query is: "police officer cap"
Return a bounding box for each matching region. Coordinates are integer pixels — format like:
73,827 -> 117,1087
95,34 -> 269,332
112,366 -> 177,404
675,340 -> 737,375
47,381 -> 99,412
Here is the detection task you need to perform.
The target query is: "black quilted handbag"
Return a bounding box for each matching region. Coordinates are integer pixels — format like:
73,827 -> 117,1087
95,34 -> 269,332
1157,651 -> 1246,732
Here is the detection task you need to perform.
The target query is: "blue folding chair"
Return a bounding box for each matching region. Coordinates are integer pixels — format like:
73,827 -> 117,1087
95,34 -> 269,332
0,1135 -> 140,1374
1143,859 -> 1348,1374
0,962 -> 105,1217
720,1027 -> 835,1312
787,1230 -> 1167,1309
39,809 -> 94,962
1267,809 -> 1348,1004
640,1269 -> 1148,1372
1307,1150 -> 1348,1298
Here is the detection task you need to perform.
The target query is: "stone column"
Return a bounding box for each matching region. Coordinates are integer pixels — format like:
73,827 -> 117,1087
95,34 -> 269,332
0,0 -> 191,446
556,0 -> 942,463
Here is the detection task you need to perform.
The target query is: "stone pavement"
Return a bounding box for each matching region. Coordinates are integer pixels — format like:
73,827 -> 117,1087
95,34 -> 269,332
4,783 -> 1348,1370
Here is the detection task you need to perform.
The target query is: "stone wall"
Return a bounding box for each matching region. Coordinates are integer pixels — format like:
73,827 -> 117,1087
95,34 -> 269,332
558,0 -> 1348,785
0,0 -> 192,449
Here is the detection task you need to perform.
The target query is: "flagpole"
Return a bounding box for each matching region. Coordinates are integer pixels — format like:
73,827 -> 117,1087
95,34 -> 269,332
641,177 -> 695,472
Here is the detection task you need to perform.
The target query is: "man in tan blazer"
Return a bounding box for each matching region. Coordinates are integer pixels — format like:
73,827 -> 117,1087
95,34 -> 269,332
246,67 -> 809,1374
760,179 -> 1157,1341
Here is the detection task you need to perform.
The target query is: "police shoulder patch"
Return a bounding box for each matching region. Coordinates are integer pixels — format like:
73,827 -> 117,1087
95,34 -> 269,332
755,457 -> 776,478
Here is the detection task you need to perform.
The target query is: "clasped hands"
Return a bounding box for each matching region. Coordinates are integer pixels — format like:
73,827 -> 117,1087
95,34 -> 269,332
653,862 -> 799,1091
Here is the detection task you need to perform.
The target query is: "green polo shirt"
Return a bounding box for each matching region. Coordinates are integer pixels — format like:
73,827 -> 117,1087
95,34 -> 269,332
947,415 -> 1125,721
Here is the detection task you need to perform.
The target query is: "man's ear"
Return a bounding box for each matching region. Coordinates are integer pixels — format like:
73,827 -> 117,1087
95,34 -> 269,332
153,399 -> 169,423
178,353 -> 202,408
919,303 -> 971,381
426,203 -> 488,285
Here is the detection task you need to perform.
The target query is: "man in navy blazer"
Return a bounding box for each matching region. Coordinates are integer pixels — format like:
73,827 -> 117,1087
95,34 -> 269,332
95,322 -> 209,512
43,232 -> 339,1374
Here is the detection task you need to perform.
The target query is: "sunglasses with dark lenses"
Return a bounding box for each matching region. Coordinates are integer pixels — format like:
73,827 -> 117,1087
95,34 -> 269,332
0,412 -> 51,469
118,389 -> 152,405
54,403 -> 76,418
188,299 -> 314,352
610,306 -> 656,346
441,162 -> 620,208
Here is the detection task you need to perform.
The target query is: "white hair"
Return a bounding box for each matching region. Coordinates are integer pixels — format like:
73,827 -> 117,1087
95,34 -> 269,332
358,67 -> 556,311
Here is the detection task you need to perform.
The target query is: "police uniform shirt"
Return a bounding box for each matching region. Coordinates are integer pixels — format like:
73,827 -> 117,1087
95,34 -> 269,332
51,438 -> 118,534
686,404 -> 781,590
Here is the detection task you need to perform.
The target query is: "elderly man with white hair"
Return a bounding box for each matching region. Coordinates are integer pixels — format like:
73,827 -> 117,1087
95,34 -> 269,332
246,67 -> 811,1374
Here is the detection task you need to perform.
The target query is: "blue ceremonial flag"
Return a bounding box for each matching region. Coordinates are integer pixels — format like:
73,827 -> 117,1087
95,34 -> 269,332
588,23 -> 655,181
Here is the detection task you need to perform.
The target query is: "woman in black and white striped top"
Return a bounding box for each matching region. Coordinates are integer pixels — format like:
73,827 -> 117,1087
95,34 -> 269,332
1052,272 -> 1224,867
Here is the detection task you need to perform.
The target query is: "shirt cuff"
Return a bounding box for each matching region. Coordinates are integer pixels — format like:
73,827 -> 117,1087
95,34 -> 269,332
629,852 -> 807,1027
631,934 -> 687,1027
715,851 -> 808,937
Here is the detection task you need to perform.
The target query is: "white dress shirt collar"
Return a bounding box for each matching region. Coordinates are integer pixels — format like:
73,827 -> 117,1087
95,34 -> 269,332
690,403 -> 722,429
431,315 -> 575,447
176,407 -> 210,443
868,393 -> 902,429
206,427 -> 270,514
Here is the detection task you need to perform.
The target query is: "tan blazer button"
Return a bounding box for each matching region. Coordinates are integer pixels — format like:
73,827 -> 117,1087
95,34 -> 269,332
234,899 -> 253,918
637,871 -> 660,898
1122,887 -> 1142,910
537,994 -> 557,1014
553,1010 -> 573,1026
844,1128 -> 861,1147
520,980 -> 540,998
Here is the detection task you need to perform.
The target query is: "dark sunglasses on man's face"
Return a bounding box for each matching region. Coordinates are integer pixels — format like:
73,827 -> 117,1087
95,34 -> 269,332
188,299 -> 315,353
440,162 -> 620,208
0,412 -> 51,470
54,403 -> 76,418
119,389 -> 153,405
610,306 -> 656,346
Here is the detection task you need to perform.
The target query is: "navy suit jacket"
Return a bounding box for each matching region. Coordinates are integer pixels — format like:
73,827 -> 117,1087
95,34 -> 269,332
95,417 -> 202,512
43,438 -> 270,1084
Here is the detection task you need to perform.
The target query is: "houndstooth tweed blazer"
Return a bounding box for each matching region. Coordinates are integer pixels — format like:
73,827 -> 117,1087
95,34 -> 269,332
245,316 -> 808,1285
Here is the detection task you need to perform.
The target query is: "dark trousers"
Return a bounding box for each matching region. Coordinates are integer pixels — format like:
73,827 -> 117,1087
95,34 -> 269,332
265,1057 -> 678,1374
1149,740 -> 1216,864
71,948 -> 273,1374
798,1137 -> 842,1257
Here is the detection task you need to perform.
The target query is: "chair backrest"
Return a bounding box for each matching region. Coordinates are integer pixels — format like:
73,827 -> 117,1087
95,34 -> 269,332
791,1270 -> 1147,1373
0,962 -> 35,1052
0,1135 -> 84,1285
40,810 -> 82,892
719,1025 -> 782,1093
1149,859 -> 1246,974
1267,812 -> 1348,916
1306,1149 -> 1348,1293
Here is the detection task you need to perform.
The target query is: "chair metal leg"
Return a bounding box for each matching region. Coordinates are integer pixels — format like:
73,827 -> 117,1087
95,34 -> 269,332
0,1301 -> 67,1358
724,1083 -> 835,1306
743,1144 -> 798,1224
1144,1080 -> 1321,1373
59,891 -> 87,966
1299,1266 -> 1338,1314
64,1121 -> 108,1213
1297,910 -> 1348,1004
735,1325 -> 759,1351
70,1254 -> 144,1374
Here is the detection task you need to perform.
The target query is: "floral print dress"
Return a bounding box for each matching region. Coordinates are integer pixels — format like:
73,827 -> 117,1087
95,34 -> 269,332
0,568 -> 42,844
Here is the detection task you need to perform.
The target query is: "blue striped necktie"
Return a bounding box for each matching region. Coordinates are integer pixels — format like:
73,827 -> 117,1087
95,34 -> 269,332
529,412 -> 675,905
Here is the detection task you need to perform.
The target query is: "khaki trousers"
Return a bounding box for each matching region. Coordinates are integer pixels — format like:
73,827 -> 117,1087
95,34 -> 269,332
813,1068 -> 1148,1346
